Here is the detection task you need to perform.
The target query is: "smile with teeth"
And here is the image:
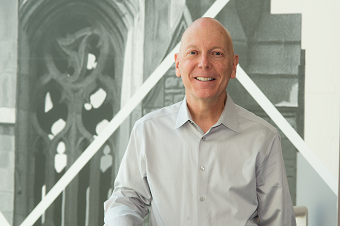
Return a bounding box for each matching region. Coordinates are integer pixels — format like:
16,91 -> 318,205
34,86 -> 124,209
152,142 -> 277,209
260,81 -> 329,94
195,77 -> 215,81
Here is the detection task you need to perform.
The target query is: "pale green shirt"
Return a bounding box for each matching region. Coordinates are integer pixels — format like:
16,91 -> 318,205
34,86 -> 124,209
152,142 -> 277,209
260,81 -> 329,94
104,93 -> 296,226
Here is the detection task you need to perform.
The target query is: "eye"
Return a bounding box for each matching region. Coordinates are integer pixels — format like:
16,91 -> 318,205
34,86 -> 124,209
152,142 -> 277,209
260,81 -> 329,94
213,52 -> 223,56
189,51 -> 197,55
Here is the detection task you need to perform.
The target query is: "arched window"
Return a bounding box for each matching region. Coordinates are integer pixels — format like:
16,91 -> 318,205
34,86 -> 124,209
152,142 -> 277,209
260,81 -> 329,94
15,1 -> 137,225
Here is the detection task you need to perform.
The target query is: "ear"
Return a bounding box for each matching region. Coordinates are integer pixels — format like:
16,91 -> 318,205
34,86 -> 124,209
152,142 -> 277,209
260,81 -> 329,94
230,54 -> 239,79
174,53 -> 181,78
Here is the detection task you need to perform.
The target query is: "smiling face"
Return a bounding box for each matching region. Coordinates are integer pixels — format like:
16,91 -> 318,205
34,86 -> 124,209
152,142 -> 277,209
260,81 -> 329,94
175,18 -> 239,105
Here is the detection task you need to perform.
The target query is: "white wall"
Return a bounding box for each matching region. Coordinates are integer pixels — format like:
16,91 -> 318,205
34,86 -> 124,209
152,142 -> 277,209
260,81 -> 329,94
271,0 -> 340,225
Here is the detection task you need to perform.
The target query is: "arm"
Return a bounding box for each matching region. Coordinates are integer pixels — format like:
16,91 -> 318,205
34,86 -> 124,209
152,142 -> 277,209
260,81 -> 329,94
256,132 -> 296,226
104,125 -> 151,226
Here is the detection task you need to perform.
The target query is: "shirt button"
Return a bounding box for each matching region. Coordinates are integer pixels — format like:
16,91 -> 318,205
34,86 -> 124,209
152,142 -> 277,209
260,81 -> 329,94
200,197 -> 205,202
200,166 -> 205,171
202,136 -> 206,141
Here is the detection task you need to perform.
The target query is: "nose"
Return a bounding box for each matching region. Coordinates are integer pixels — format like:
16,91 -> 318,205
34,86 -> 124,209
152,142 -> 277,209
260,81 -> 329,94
198,53 -> 211,69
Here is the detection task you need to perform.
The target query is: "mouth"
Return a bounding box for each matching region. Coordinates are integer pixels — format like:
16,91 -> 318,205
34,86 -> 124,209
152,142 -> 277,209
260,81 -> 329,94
195,77 -> 215,81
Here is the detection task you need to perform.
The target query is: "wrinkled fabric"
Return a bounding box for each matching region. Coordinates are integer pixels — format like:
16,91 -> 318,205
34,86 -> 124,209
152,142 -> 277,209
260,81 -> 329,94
104,93 -> 296,226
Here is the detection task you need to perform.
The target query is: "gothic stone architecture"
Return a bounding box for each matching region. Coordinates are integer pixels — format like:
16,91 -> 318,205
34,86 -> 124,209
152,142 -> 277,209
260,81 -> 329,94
0,0 -> 303,225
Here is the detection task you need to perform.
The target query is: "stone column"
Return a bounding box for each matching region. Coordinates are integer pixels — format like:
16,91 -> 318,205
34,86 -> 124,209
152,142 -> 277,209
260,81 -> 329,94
0,0 -> 18,225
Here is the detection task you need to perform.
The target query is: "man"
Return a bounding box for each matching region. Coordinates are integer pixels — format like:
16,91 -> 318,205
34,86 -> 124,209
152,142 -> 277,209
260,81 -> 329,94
104,17 -> 296,226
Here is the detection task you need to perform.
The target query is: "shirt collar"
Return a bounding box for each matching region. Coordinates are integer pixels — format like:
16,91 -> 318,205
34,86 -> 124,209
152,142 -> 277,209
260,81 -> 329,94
174,92 -> 239,132
175,96 -> 192,129
217,92 -> 239,132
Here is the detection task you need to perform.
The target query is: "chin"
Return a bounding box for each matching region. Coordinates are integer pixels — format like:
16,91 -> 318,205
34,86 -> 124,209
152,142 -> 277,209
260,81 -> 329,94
194,93 -> 217,100
194,91 -> 226,101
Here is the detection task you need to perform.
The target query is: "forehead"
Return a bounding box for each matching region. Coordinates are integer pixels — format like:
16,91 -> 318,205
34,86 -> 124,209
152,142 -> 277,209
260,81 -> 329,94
181,22 -> 229,50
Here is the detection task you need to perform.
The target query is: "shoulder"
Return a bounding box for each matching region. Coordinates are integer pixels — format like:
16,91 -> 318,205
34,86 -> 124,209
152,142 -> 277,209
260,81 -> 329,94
235,104 -> 278,136
134,101 -> 182,129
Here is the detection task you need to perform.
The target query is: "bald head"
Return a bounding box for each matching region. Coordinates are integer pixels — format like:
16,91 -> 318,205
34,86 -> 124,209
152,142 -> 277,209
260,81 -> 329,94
179,17 -> 235,58
174,16 -> 239,107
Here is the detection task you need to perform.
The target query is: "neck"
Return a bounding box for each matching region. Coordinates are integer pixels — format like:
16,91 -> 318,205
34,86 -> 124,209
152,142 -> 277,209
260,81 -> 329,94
186,93 -> 226,133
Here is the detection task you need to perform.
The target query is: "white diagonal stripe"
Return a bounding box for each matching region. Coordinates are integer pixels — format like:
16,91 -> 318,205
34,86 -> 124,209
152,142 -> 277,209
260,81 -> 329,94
202,0 -> 230,17
236,65 -> 338,195
19,46 -> 180,226
0,211 -> 11,226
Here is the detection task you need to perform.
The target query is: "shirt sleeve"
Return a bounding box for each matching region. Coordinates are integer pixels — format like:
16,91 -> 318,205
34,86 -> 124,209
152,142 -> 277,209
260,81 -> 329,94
256,132 -> 297,226
104,124 -> 151,226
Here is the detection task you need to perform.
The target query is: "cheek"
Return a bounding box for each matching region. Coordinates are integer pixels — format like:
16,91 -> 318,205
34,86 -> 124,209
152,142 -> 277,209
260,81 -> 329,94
181,75 -> 191,86
218,64 -> 232,78
214,62 -> 226,72
182,61 -> 196,71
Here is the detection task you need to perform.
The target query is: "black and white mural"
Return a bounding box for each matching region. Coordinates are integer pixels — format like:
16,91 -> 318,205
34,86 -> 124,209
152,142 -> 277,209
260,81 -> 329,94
2,0 -> 305,225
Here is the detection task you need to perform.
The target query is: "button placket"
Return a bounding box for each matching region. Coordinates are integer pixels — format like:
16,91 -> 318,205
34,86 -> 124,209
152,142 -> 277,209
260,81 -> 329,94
197,135 -> 209,226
